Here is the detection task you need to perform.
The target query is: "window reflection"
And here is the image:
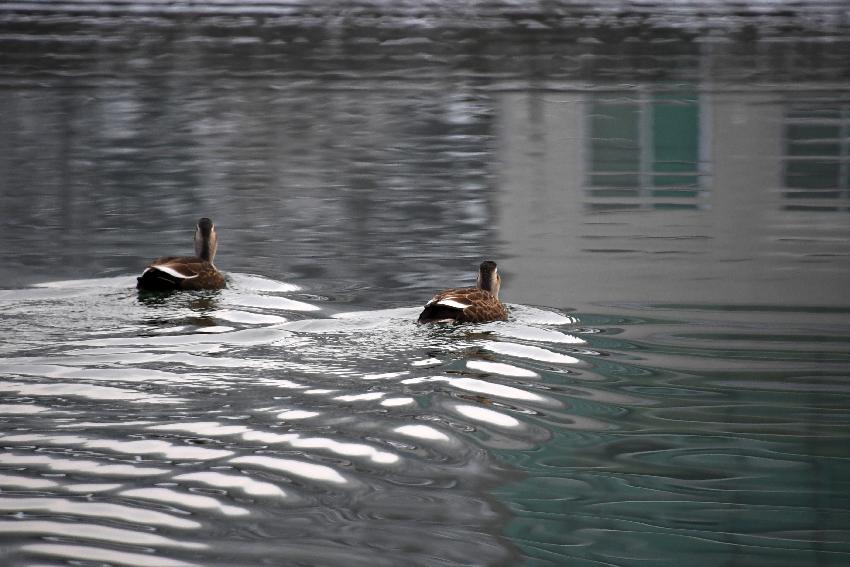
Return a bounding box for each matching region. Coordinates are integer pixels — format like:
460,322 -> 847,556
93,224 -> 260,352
588,90 -> 705,210
784,106 -> 850,210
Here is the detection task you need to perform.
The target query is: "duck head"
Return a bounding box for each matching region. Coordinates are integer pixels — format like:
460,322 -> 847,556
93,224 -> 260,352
476,260 -> 501,298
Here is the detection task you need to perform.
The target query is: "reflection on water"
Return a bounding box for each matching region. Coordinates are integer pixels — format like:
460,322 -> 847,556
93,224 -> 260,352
1,275 -> 848,566
0,278 -> 566,566
1,2 -> 850,567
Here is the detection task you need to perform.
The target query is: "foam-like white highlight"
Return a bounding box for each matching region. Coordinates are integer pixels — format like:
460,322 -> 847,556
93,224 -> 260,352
395,425 -> 450,442
231,456 -> 347,485
466,360 -> 539,378
174,472 -> 287,498
454,404 -> 520,428
121,487 -> 249,517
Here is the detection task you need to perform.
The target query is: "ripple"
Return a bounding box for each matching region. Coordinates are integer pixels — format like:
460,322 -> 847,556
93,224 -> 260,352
149,421 -> 399,465
334,392 -> 387,402
173,471 -> 289,498
75,325 -> 297,348
0,403 -> 50,414
509,305 -> 578,326
20,543 -> 198,567
483,341 -> 581,365
31,276 -> 137,289
401,375 -> 553,405
0,379 -> 182,403
227,293 -> 320,312
394,424 -> 452,442
0,497 -> 199,528
230,456 -> 348,485
276,409 -> 321,420
210,308 -> 289,324
0,297 -> 840,557
380,397 -> 416,407
466,360 -> 539,377
0,519 -> 207,549
120,487 -> 249,516
0,454 -> 170,477
229,273 -> 300,293
492,324 -> 586,345
65,483 -> 123,493
0,473 -> 58,489
448,377 -> 553,404
0,250 -> 847,567
452,403 -> 522,428
0,362 -> 206,385
1,434 -> 231,460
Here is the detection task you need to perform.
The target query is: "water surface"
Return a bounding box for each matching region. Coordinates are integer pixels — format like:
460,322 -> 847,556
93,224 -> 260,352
1,2 -> 850,566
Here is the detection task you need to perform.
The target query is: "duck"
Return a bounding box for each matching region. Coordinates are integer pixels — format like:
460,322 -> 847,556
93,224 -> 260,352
418,260 -> 508,324
136,217 -> 226,292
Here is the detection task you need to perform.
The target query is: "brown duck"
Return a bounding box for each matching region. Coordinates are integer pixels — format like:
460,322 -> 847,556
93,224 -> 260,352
137,217 -> 226,292
418,260 -> 508,324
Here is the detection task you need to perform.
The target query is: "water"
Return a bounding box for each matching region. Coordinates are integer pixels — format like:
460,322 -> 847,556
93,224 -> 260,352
1,2 -> 850,566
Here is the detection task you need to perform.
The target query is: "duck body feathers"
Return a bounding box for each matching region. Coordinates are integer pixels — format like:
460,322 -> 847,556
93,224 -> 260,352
418,286 -> 508,324
137,256 -> 225,292
137,217 -> 225,292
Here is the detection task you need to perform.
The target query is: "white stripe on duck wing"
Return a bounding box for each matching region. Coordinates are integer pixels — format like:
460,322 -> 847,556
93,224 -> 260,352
144,264 -> 199,280
417,260 -> 509,324
136,217 -> 226,292
433,297 -> 471,310
138,257 -> 205,291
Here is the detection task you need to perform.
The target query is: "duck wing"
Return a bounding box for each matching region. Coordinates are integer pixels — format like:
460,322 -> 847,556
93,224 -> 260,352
418,287 -> 506,323
137,256 -> 203,291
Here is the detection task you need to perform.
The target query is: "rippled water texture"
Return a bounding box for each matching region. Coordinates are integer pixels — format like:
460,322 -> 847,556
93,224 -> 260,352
1,2 -> 850,566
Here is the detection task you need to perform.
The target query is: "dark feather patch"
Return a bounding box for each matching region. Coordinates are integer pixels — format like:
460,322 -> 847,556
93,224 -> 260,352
418,303 -> 465,323
137,256 -> 225,292
418,286 -> 508,324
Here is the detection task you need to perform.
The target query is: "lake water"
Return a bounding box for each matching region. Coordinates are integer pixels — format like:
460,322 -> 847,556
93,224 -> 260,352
1,2 -> 850,566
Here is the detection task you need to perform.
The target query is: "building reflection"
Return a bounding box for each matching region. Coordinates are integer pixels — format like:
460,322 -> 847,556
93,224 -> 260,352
0,4 -> 848,305
784,105 -> 850,210
496,86 -> 850,307
586,89 -> 706,210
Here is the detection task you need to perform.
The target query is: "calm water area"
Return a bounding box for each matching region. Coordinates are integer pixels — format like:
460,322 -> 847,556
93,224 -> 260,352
1,1 -> 850,566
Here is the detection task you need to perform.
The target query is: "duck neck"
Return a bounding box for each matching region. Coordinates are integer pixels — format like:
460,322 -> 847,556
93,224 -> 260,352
194,225 -> 216,263
198,240 -> 212,262
477,271 -> 499,298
